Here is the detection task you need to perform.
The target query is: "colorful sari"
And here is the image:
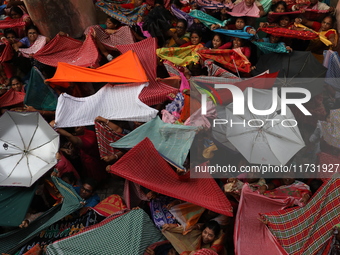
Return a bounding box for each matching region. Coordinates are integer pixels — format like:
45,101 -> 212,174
294,23 -> 338,46
150,195 -> 178,229
193,0 -> 234,10
156,44 -> 204,66
259,26 -> 318,40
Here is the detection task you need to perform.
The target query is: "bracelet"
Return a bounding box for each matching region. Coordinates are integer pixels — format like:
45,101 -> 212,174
106,119 -> 109,125
264,184 -> 269,189
114,154 -> 119,160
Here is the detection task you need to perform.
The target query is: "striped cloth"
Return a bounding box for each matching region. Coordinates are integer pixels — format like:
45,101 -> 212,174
110,116 -> 197,168
261,177 -> 340,255
84,25 -> 135,49
55,84 -> 158,128
94,121 -> 125,158
110,138 -> 234,216
19,35 -> 47,58
204,59 -> 239,78
0,40 -> 14,63
116,37 -> 179,106
46,209 -> 164,255
0,88 -> 25,108
24,67 -> 58,111
34,34 -> 99,67
0,177 -> 83,254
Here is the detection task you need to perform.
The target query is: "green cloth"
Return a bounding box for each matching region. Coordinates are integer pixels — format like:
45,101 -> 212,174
252,41 -> 289,54
189,10 -> 227,28
24,67 -> 58,111
0,185 -> 36,227
0,177 -> 83,254
46,209 -> 164,255
110,116 -> 197,167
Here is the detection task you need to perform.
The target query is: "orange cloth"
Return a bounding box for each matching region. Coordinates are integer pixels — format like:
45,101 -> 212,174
46,50 -> 148,87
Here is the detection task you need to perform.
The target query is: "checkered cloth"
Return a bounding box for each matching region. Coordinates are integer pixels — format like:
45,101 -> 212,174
116,38 -> 179,106
193,249 -> 218,255
110,138 -> 233,216
0,88 -> 25,107
84,25 -> 135,49
0,41 -> 14,63
261,177 -> 340,255
46,209 -> 164,255
34,34 -> 99,67
94,121 -> 125,158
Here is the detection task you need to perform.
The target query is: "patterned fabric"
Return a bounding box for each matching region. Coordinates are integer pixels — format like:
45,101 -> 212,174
323,50 -> 340,89
267,10 -> 330,23
294,23 -> 337,46
156,44 -> 204,66
24,67 -> 58,111
260,27 -> 318,40
23,244 -> 42,255
92,194 -> 127,217
55,84 -> 158,128
0,17 -> 26,29
229,0 -> 260,17
34,34 -> 99,68
96,0 -> 147,26
317,152 -> 340,180
235,184 -> 290,255
109,138 -> 234,216
166,92 -> 185,113
46,209 -> 164,255
0,40 -> 14,63
320,109 -> 340,149
188,10 -> 227,28
84,25 -> 135,49
116,38 -> 179,106
19,35 -> 47,58
198,48 -> 251,73
262,177 -> 340,255
213,28 -> 254,40
171,5 -> 194,28
194,0 -> 234,10
110,116 -> 196,167
204,59 -> 239,78
0,88 -> 25,107
94,121 -> 125,158
163,60 -> 182,77
0,177 -> 83,254
252,41 -> 289,54
194,249 -> 218,255
150,195 -> 178,229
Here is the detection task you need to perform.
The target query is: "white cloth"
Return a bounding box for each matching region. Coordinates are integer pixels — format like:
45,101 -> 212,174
55,83 -> 158,128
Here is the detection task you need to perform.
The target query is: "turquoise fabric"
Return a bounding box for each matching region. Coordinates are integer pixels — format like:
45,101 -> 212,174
189,10 -> 227,28
46,209 -> 164,255
110,117 -> 197,167
252,41 -> 289,54
24,67 -> 58,111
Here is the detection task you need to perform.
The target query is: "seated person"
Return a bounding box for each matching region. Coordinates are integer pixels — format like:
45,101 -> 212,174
166,19 -> 190,47
74,178 -> 100,215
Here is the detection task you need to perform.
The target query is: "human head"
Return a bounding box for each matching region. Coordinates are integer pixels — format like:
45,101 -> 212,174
269,34 -> 281,43
105,17 -> 121,29
4,29 -> 17,44
79,178 -> 98,200
10,6 -> 23,19
201,220 -> 221,245
154,0 -> 164,6
25,25 -> 40,42
176,19 -> 188,36
233,37 -> 245,48
244,0 -> 255,7
272,1 -> 287,12
73,126 -> 85,136
320,15 -> 335,31
190,30 -> 202,45
212,33 -> 226,49
279,15 -> 290,27
9,76 -> 23,92
235,17 -> 246,30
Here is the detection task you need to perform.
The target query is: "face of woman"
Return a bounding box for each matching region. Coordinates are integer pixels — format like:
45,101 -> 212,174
11,79 -> 23,92
275,4 -> 285,12
27,29 -> 38,42
321,17 -> 332,31
245,0 -> 255,7
202,227 -> 216,245
233,37 -> 243,48
269,35 -> 280,43
106,19 -> 116,29
212,35 -> 222,49
190,33 -> 201,45
279,16 -> 290,27
6,33 -> 16,44
176,22 -> 186,36
10,11 -> 21,19
235,18 -> 245,30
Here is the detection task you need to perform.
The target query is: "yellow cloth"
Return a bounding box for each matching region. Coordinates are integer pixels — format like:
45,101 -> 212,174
167,29 -> 190,47
156,44 -> 204,66
294,23 -> 337,46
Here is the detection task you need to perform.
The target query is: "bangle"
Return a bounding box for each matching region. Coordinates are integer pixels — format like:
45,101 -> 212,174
114,154 -> 119,160
106,119 -> 109,125
264,184 -> 269,189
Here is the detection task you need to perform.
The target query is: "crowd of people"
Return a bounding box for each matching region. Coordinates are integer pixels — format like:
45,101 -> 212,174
0,0 -> 340,254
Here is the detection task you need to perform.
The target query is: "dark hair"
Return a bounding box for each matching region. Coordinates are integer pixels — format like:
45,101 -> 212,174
271,1 -> 287,12
82,178 -> 98,191
10,6 -> 24,17
25,25 -> 40,35
202,220 -> 221,237
107,16 -> 121,26
9,76 -> 23,85
4,29 -> 17,38
234,16 -> 247,24
177,19 -> 188,29
212,33 -> 227,45
322,15 -> 336,27
190,30 -> 202,39
154,0 -> 164,6
61,172 -> 77,185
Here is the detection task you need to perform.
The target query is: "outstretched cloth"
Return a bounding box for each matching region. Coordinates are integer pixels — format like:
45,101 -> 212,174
24,67 -> 58,111
252,41 -> 289,54
267,9 -> 330,23
55,84 -> 158,128
171,5 -> 194,28
213,28 -> 254,40
94,121 -> 125,158
34,34 -> 99,68
116,38 -> 179,106
261,177 -> 340,255
204,59 -> 239,78
156,44 -> 204,66
198,48 -> 251,73
194,0 -> 234,10
0,40 -> 14,63
0,177 -> 83,254
0,88 -> 25,107
45,50 -> 148,86
188,10 -> 227,28
96,0 -> 147,26
84,25 -> 135,48
19,35 -> 47,58
46,209 -> 164,255
0,17 -> 25,29
323,50 -> 340,89
259,27 -> 318,40
234,185 -> 290,255
110,116 -> 197,168
109,138 -> 234,216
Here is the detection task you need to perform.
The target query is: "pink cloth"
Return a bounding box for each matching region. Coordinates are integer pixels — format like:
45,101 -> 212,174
19,35 -> 47,58
234,185 -> 289,255
161,109 -> 178,123
229,0 -> 260,17
179,72 -> 190,92
184,100 -> 216,129
55,152 -> 80,180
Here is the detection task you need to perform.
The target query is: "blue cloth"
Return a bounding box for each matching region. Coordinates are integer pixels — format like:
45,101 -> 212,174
19,37 -> 31,47
74,186 -> 100,207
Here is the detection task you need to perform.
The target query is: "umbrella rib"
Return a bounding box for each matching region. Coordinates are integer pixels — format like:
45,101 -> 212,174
27,114 -> 39,151
1,154 -> 25,182
8,113 -> 27,150
29,153 -> 51,164
29,138 -> 57,153
0,138 -> 22,151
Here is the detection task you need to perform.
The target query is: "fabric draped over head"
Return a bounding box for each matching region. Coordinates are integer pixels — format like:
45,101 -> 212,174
229,0 -> 260,17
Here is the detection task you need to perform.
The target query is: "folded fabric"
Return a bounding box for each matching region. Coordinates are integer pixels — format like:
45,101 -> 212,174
55,84 -> 158,128
213,28 -> 254,40
92,194 -> 127,217
110,116 -> 196,167
171,5 -> 194,29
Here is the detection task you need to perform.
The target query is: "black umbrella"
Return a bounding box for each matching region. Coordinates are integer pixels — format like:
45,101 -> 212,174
252,51 -> 327,98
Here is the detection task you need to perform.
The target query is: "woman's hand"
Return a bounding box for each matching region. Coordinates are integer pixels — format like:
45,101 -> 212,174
24,105 -> 37,112
300,193 -> 310,205
210,24 -> 220,30
94,116 -> 108,124
146,191 -> 158,200
145,247 -> 155,255
258,185 -> 267,194
162,223 -> 177,231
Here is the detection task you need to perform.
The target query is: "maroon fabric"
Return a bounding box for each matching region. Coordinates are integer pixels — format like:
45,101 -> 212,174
116,38 -> 178,105
109,138 -> 233,216
259,27 -> 318,40
267,10 -> 329,23
0,17 -> 25,29
34,34 -> 99,67
0,41 -> 14,63
0,88 -> 25,107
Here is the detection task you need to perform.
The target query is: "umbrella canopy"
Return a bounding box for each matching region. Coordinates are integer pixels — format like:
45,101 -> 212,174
214,88 -> 305,165
252,51 -> 327,98
0,111 -> 59,187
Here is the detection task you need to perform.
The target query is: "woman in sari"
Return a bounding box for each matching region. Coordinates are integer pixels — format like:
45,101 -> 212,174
180,30 -> 204,47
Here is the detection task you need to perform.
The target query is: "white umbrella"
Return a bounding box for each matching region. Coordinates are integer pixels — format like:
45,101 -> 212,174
0,111 -> 59,186
215,88 -> 305,165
